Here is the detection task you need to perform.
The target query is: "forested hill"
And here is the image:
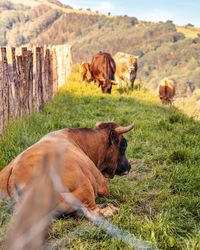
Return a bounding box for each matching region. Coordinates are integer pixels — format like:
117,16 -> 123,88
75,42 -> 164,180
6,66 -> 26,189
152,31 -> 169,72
0,0 -> 200,98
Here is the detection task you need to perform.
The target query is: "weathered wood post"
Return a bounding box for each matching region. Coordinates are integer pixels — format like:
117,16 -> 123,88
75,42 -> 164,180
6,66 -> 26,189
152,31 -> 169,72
12,47 -> 20,118
41,47 -> 46,104
0,59 -> 3,134
16,55 -> 22,117
45,48 -> 51,101
52,48 -> 58,95
50,49 -> 54,100
27,50 -> 33,113
1,47 -> 9,130
21,47 -> 28,116
35,47 -> 44,111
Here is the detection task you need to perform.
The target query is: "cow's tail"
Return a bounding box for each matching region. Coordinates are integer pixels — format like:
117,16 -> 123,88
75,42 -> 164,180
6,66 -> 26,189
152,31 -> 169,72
109,57 -> 116,77
0,165 -> 13,199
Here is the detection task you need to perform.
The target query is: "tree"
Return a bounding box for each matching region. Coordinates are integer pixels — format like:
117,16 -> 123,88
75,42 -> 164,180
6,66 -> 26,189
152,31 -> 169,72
186,23 -> 194,27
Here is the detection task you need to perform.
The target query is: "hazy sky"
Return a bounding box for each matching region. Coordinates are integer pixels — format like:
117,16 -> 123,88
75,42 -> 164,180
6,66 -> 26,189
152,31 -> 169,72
60,0 -> 200,27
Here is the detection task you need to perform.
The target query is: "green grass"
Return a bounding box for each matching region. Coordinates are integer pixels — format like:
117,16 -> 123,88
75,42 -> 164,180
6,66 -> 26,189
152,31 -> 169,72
0,65 -> 200,249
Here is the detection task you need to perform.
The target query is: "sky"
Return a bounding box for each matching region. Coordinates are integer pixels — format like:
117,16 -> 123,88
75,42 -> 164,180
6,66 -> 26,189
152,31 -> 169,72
60,0 -> 200,27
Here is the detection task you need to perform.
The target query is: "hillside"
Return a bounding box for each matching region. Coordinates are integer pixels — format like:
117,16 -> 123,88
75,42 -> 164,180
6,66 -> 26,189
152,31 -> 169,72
0,0 -> 200,104
0,67 -> 200,249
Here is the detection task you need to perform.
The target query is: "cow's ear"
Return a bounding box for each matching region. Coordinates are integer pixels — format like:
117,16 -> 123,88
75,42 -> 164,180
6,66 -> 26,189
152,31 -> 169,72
109,130 -> 119,145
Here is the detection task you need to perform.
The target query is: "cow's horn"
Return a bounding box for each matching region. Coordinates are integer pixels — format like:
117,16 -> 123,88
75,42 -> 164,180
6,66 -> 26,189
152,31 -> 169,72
115,123 -> 135,134
110,80 -> 118,85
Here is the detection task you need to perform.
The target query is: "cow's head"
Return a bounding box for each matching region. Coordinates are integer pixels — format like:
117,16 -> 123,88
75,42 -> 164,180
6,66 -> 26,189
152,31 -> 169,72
99,79 -> 117,94
95,122 -> 134,178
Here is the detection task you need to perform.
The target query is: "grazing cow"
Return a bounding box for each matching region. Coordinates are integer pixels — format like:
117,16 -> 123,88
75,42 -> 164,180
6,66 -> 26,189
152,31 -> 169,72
80,62 -> 93,82
90,52 -> 117,94
158,78 -> 175,105
0,122 -> 134,217
114,52 -> 138,90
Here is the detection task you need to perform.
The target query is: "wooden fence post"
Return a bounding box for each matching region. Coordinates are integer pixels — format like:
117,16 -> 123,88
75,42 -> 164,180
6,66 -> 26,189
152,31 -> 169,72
21,47 -> 28,116
12,47 -> 20,118
35,47 -> 44,111
45,48 -> 51,101
1,47 -> 9,129
0,60 -> 3,134
52,48 -> 58,95
7,48 -> 15,120
41,47 -> 46,104
50,49 -> 54,100
27,50 -> 33,113
16,55 -> 22,117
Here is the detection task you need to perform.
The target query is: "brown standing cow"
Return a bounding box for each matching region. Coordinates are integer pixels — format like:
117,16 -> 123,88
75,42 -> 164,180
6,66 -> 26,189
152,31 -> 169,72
0,122 -> 134,218
90,52 -> 117,94
80,62 -> 93,82
158,78 -> 175,105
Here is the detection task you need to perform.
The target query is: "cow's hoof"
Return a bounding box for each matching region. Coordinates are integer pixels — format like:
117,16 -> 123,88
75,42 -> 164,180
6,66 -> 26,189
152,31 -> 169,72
95,204 -> 120,218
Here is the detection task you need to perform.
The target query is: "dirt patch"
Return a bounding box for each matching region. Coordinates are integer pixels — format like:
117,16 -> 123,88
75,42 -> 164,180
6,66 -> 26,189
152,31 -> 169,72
127,158 -> 153,181
133,192 -> 161,219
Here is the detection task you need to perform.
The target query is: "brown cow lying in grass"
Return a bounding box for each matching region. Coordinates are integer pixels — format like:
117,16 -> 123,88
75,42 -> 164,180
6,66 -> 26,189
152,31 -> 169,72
0,122 -> 134,218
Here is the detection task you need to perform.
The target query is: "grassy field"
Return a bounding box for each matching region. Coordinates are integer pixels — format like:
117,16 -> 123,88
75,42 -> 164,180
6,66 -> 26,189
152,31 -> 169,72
175,90 -> 200,120
0,66 -> 200,249
176,25 -> 200,39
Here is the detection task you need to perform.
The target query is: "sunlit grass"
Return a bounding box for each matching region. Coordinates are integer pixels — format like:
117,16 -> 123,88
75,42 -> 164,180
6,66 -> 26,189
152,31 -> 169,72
0,65 -> 200,249
175,90 -> 200,120
176,26 -> 200,39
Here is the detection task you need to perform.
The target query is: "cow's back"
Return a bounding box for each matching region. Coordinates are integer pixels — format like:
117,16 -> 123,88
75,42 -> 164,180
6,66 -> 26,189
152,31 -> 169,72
90,52 -> 116,80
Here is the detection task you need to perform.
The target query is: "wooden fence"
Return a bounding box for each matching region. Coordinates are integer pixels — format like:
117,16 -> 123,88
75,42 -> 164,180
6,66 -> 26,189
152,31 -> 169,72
0,44 -> 72,135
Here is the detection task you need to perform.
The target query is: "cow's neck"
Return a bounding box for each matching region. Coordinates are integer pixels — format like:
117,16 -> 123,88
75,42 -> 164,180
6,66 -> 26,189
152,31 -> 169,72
66,129 -> 108,169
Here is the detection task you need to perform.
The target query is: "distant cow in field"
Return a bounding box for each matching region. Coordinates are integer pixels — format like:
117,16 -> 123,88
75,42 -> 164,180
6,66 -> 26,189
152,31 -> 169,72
114,52 -> 138,91
90,52 -> 117,94
158,78 -> 175,105
80,62 -> 93,82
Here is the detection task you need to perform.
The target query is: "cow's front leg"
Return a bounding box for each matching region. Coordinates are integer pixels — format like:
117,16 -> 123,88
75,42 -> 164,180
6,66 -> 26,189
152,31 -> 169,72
96,174 -> 110,198
87,204 -> 119,218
